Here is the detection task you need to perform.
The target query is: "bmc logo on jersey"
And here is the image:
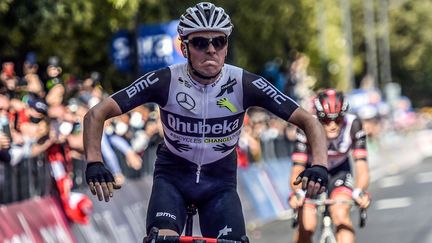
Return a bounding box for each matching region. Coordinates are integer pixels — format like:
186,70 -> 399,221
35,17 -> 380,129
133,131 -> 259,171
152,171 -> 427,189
252,78 -> 287,104
156,212 -> 176,220
126,72 -> 159,98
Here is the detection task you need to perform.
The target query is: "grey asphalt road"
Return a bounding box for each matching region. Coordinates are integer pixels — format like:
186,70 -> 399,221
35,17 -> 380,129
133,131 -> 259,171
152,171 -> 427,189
247,157 -> 432,243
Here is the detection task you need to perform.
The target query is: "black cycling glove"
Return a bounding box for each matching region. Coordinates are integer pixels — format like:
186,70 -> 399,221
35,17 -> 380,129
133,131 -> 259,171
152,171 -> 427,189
296,165 -> 329,188
85,161 -> 115,184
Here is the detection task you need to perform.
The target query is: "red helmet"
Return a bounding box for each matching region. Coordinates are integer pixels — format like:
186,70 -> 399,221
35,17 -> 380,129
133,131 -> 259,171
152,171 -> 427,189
313,89 -> 349,123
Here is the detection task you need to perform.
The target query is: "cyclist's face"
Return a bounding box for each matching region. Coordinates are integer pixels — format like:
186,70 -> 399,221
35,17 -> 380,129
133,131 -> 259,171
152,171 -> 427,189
322,120 -> 342,139
185,31 -> 228,79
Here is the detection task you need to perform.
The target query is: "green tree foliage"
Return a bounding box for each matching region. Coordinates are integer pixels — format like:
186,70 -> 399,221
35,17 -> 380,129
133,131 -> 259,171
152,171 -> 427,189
387,1 -> 432,106
0,0 -> 430,105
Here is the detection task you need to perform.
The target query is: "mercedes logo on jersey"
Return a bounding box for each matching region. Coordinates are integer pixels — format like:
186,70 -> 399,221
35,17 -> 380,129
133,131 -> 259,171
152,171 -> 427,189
176,92 -> 195,110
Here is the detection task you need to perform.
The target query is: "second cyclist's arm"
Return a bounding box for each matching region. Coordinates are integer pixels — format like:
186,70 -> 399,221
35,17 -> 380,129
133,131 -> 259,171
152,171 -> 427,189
84,97 -> 122,162
351,118 -> 369,191
290,129 -> 310,191
355,159 -> 369,191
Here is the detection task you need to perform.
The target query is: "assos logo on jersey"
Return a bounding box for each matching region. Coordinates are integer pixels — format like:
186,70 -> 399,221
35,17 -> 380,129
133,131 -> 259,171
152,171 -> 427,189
166,114 -> 241,137
252,78 -> 287,104
126,72 -> 159,98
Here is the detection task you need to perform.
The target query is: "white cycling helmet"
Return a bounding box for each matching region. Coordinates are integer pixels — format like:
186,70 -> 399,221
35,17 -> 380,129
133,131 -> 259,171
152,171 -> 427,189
178,2 -> 233,38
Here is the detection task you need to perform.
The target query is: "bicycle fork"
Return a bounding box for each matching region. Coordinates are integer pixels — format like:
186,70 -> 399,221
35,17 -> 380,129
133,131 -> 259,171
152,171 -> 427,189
319,205 -> 337,243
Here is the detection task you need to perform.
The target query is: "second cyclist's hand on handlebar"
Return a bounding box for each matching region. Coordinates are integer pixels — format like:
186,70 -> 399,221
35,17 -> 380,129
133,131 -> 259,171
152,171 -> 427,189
293,165 -> 328,197
85,161 -> 121,202
353,189 -> 371,208
288,190 -> 306,209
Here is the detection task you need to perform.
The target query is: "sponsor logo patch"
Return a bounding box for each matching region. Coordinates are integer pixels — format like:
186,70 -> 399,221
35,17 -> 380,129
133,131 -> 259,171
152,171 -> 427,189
156,212 -> 176,220
217,98 -> 237,113
217,225 -> 233,238
252,78 -> 287,104
126,72 -> 159,98
178,77 -> 192,88
216,77 -> 237,97
176,92 -> 196,111
160,111 -> 242,137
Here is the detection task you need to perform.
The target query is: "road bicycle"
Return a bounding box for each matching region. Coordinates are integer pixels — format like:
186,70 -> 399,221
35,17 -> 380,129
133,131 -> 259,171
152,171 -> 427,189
143,204 -> 250,243
291,197 -> 367,243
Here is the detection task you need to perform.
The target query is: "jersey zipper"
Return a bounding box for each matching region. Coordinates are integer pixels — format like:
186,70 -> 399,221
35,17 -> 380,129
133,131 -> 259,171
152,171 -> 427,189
196,86 -> 208,183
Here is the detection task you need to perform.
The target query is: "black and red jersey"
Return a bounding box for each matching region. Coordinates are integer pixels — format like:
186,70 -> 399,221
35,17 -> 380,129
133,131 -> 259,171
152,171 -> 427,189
291,113 -> 367,172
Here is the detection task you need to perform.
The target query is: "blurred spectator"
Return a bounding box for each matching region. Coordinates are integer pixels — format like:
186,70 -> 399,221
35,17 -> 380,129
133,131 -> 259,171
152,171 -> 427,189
1,62 -> 15,80
45,56 -> 63,90
0,95 -> 12,163
17,98 -> 56,161
356,104 -> 382,139
290,53 -> 316,108
264,117 -> 297,161
65,98 -> 87,189
137,107 -> 164,176
237,109 -> 265,164
23,73 -> 45,100
392,96 -> 417,131
23,52 -> 39,76
101,119 -> 127,185
109,113 -> 143,178
46,83 -> 65,107
0,62 -> 20,99
262,58 -> 286,92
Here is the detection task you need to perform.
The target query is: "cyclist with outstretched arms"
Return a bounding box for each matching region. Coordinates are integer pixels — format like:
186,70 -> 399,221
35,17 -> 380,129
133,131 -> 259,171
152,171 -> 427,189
83,2 -> 329,241
288,89 -> 371,243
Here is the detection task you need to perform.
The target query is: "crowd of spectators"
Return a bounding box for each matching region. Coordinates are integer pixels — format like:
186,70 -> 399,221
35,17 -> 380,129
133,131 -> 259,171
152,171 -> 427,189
0,57 -> 162,208
1,53 -> 429,211
0,55 -> 305,210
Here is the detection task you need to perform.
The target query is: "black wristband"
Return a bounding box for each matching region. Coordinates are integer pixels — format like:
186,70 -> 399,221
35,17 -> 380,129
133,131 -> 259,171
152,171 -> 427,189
86,161 -> 104,169
85,161 -> 115,184
311,164 -> 328,171
292,162 -> 307,167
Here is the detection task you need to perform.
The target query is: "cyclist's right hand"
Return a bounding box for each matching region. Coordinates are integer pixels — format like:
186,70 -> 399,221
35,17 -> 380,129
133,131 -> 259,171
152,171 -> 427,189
288,189 -> 306,209
85,161 -> 121,202
293,165 -> 328,197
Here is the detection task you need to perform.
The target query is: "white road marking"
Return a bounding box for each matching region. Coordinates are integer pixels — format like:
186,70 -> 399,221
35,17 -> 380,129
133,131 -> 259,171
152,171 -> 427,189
375,197 -> 412,210
378,175 -> 404,188
416,172 -> 432,184
425,230 -> 432,243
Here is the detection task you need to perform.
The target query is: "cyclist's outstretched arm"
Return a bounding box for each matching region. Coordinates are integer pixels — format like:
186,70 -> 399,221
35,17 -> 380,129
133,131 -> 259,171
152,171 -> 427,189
289,107 -> 329,196
288,107 -> 327,169
83,97 -> 123,202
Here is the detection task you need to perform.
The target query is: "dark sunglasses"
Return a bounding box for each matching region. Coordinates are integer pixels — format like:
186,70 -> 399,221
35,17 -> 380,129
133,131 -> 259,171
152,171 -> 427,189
319,116 -> 344,125
184,36 -> 228,51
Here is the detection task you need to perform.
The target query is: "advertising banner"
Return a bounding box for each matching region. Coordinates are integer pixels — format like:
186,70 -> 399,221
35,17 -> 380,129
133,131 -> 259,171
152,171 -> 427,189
238,162 -> 291,223
110,30 -> 133,73
0,196 -> 75,243
72,177 -> 153,243
136,20 -> 185,74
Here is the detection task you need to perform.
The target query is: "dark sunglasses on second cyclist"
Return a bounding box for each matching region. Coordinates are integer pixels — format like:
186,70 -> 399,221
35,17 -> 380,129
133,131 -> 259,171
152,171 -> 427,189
184,36 -> 228,51
319,116 -> 344,125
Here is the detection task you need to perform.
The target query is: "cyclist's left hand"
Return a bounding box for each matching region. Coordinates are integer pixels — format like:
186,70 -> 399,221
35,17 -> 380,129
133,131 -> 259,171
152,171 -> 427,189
293,165 -> 328,197
353,189 -> 371,208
